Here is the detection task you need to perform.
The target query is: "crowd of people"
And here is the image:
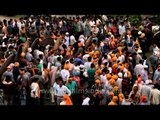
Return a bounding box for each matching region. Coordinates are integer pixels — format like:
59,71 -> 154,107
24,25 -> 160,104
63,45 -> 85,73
0,15 -> 159,105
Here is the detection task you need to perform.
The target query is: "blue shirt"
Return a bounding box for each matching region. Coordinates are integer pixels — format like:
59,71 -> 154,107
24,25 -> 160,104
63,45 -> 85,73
75,58 -> 84,66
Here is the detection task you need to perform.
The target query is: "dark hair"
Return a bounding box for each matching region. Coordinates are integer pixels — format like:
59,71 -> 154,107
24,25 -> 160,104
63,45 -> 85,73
88,56 -> 92,62
139,60 -> 143,64
39,54 -> 43,59
154,83 -> 159,89
57,57 -> 61,62
32,77 -> 39,82
70,58 -> 74,63
57,77 -> 63,82
91,63 -> 95,68
43,64 -> 47,69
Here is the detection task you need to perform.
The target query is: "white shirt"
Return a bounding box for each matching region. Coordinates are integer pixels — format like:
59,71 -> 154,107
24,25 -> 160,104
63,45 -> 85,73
134,64 -> 144,77
53,82 -> 59,93
84,62 -> 91,71
116,78 -> 123,91
118,25 -> 126,35
33,49 -> 44,59
82,97 -> 90,105
100,74 -> 107,85
118,55 -> 125,63
150,89 -> 160,105
30,82 -> 39,98
55,85 -> 71,97
64,36 -> 70,48
60,69 -> 70,82
153,46 -> 159,55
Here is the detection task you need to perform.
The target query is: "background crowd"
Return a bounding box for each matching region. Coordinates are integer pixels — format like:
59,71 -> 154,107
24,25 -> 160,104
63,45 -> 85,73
0,15 -> 159,105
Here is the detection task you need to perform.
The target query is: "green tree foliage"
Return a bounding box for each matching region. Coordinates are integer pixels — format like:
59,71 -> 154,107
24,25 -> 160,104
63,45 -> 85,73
129,15 -> 142,27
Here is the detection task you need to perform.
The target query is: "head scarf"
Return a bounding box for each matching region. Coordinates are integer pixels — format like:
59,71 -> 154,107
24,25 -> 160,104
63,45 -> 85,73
106,73 -> 112,80
112,96 -> 118,102
109,79 -> 115,85
140,96 -> 147,103
108,101 -> 116,105
63,94 -> 73,105
95,79 -> 101,84
112,75 -> 118,81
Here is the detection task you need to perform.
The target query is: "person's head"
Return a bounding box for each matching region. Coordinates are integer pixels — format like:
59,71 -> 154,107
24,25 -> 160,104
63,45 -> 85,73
139,60 -> 143,65
70,58 -> 74,64
63,94 -> 73,105
7,66 -> 12,71
8,45 -> 14,50
82,93 -> 88,99
27,47 -> 32,53
57,77 -> 63,86
19,67 -> 26,75
14,62 -> 20,67
36,58 -> 40,64
153,44 -> 157,48
90,63 -> 95,68
39,54 -> 43,60
140,96 -> 147,103
68,76 -> 73,83
95,79 -> 101,85
133,86 -> 139,93
57,56 -> 62,62
65,32 -> 69,37
32,77 -> 39,83
130,93 -> 136,100
88,56 -> 92,62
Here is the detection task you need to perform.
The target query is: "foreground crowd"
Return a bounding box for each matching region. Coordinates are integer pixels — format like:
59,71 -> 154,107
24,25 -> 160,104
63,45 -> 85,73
0,15 -> 160,105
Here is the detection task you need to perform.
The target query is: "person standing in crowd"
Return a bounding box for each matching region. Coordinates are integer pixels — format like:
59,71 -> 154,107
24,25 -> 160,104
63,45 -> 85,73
30,77 -> 40,105
54,77 -> 71,105
2,75 -> 15,105
87,63 -> 96,89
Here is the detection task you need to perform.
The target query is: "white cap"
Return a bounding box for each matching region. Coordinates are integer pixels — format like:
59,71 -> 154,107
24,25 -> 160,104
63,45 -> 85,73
138,31 -> 142,35
45,45 -> 50,50
137,49 -> 142,53
80,64 -> 84,68
70,35 -> 75,41
65,32 -> 69,35
145,80 -> 150,85
143,65 -> 148,68
118,72 -> 123,78
2,42 -> 6,47
27,47 -> 32,53
79,35 -> 85,39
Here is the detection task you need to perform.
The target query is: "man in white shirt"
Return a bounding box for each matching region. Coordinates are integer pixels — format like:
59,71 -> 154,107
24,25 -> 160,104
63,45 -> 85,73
64,32 -> 70,48
150,84 -> 160,105
140,80 -> 152,101
54,77 -> 71,105
118,22 -> 126,35
84,56 -> 92,72
60,66 -> 70,83
153,44 -> 159,55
